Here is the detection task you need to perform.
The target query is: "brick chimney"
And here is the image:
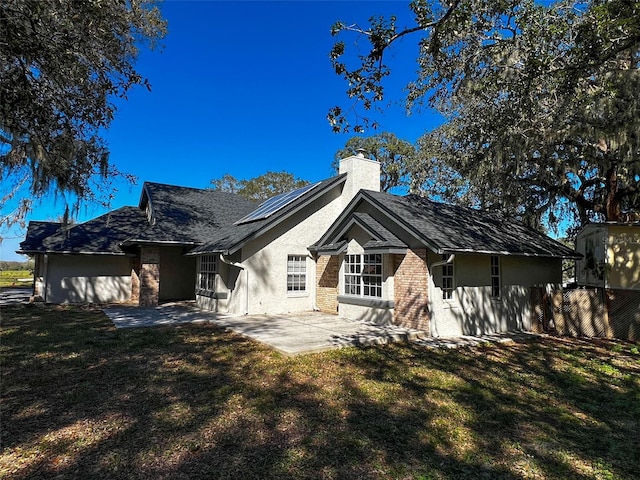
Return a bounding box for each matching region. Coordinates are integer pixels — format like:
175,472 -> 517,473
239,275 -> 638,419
338,149 -> 380,206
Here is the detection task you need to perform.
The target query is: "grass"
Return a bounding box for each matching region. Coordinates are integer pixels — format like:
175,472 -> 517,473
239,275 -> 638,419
1,304 -> 639,479
0,270 -> 32,287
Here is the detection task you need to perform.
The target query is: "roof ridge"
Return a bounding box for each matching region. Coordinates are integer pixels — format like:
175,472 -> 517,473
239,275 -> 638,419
143,180 -> 212,192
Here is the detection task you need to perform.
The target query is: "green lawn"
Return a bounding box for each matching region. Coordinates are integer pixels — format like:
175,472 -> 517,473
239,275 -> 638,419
0,270 -> 32,287
1,304 -> 639,479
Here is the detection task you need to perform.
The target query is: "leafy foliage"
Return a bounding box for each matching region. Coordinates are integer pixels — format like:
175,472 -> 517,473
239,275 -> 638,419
333,132 -> 418,192
0,0 -> 166,227
331,0 -> 640,233
0,259 -> 33,271
210,171 -> 310,202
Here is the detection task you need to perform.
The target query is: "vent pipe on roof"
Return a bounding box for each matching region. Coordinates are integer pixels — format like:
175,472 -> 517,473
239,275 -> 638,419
355,148 -> 367,158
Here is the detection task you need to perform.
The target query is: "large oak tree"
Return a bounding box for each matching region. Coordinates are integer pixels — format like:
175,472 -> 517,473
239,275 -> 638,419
333,132 -> 418,192
1,0 -> 166,226
210,171 -> 309,202
330,0 -> 640,234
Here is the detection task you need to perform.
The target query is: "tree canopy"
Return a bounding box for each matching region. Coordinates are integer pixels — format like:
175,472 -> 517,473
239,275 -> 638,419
210,171 -> 310,202
333,132 -> 418,192
1,0 -> 166,227
330,0 -> 640,234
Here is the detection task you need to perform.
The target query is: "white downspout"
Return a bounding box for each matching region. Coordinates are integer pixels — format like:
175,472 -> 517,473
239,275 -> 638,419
427,254 -> 455,337
310,253 -> 320,311
43,254 -> 49,303
220,255 -> 249,315
430,254 -> 455,269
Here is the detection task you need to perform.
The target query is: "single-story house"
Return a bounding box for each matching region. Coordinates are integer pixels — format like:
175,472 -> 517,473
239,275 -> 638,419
19,152 -> 579,336
576,223 -> 640,290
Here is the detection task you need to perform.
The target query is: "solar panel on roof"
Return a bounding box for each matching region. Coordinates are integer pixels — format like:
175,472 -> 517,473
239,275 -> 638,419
234,182 -> 321,225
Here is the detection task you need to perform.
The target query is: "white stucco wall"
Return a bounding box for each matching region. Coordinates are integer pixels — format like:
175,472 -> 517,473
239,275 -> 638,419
576,225 -> 606,287
197,188 -> 347,315
607,225 -> 640,290
44,254 -> 133,304
198,155 -> 383,316
429,253 -> 562,337
235,190 -> 345,315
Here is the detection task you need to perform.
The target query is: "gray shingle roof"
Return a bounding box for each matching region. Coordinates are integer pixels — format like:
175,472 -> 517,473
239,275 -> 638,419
188,174 -> 346,255
18,182 -> 259,254
20,207 -> 149,254
352,213 -> 408,251
19,221 -> 63,253
314,190 -> 579,259
363,191 -> 579,258
124,182 -> 259,245
20,176 -> 346,257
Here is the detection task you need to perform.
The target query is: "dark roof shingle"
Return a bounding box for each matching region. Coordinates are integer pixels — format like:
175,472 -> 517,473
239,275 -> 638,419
21,207 -> 149,254
189,174 -> 346,255
19,221 -> 63,252
126,182 -> 259,245
314,190 -> 578,259
363,191 -> 578,258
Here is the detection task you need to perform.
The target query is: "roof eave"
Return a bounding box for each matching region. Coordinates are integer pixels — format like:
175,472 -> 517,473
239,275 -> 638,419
19,250 -> 132,256
364,247 -> 408,255
314,244 -> 348,256
120,239 -> 200,247
184,247 -> 229,257
443,247 -> 582,259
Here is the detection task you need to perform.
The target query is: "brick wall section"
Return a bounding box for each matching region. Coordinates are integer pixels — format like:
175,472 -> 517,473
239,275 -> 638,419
393,249 -> 430,331
139,246 -> 160,307
316,255 -> 339,314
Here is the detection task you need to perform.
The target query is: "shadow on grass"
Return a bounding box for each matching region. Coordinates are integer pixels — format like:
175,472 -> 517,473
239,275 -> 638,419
1,304 -> 639,479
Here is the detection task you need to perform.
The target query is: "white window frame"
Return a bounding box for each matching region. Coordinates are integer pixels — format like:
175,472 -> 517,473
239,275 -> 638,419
287,255 -> 307,294
343,253 -> 383,299
491,255 -> 501,299
198,255 -> 218,293
442,254 -> 454,300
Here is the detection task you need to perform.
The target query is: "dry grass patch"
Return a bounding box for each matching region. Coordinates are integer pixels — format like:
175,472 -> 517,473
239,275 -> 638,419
1,304 -> 639,479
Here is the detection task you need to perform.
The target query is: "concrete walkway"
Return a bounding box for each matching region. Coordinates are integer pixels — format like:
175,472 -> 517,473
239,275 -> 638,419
103,303 -> 541,355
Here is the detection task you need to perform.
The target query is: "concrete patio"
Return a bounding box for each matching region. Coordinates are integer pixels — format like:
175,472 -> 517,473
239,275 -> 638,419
103,302 -> 541,355
103,303 -> 428,355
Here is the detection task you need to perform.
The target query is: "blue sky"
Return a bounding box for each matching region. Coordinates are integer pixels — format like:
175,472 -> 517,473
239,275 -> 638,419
1,1 -> 443,261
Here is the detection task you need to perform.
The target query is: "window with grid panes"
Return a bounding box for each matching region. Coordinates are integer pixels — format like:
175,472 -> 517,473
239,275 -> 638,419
442,254 -> 454,300
344,254 -> 361,295
491,255 -> 501,298
198,255 -> 217,292
287,255 -> 306,292
343,254 -> 383,298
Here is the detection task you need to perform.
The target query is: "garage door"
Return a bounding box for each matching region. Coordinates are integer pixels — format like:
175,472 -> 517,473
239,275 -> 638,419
46,255 -> 132,304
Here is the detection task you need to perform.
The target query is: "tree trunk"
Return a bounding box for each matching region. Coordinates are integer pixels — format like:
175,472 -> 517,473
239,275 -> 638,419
604,164 -> 622,221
